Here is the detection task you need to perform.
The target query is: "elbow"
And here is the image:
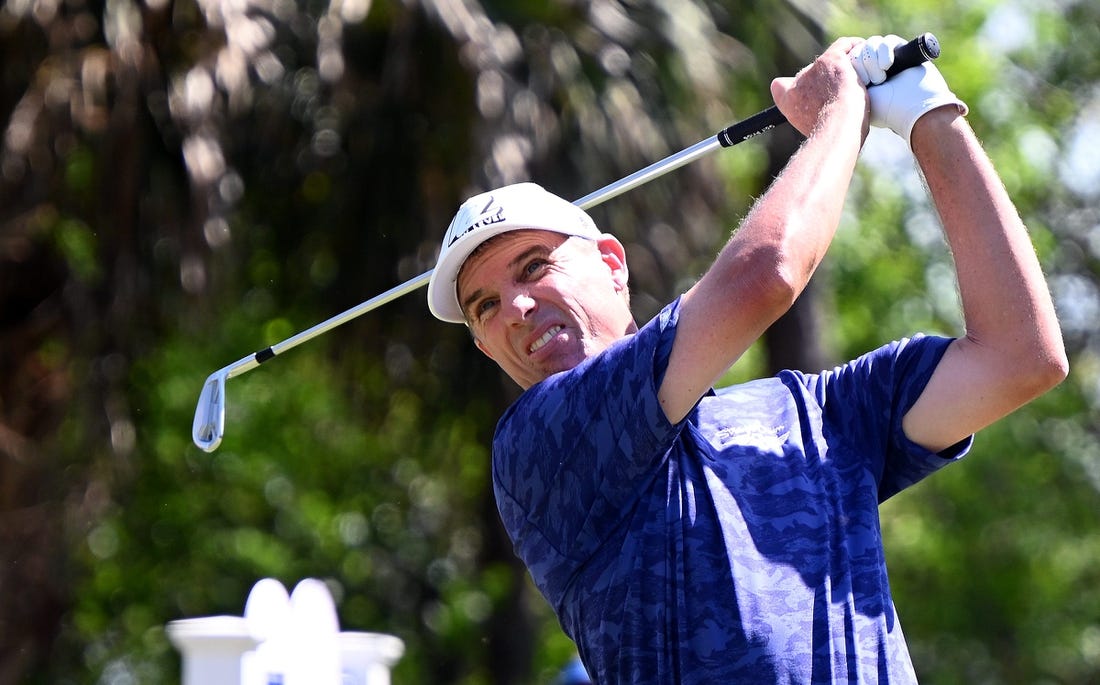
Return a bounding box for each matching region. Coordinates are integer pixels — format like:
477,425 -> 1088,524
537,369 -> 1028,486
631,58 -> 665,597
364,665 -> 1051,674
1011,339 -> 1070,401
747,249 -> 804,315
711,223 -> 823,325
1032,321 -> 1070,393
960,324 -> 1068,411
1036,345 -> 1070,393
717,204 -> 829,317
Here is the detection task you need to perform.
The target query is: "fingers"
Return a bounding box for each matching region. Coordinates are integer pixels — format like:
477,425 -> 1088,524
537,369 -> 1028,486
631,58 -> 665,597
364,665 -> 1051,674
873,37 -> 899,75
849,36 -> 885,86
848,34 -> 907,86
850,48 -> 872,86
829,36 -> 864,56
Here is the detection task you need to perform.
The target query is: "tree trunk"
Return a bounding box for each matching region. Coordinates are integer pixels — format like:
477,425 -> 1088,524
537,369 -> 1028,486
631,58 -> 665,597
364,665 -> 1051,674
761,17 -> 832,376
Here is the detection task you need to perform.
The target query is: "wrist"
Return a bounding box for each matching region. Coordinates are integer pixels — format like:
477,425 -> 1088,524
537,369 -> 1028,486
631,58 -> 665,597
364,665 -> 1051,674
910,104 -> 967,156
812,90 -> 869,139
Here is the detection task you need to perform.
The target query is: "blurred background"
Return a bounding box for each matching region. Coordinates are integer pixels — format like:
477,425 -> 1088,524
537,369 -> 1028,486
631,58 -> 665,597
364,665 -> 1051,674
2,0 -> 1099,682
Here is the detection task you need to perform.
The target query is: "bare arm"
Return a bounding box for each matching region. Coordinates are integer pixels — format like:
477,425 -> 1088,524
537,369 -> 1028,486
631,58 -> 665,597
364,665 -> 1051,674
658,38 -> 870,422
901,108 -> 1068,451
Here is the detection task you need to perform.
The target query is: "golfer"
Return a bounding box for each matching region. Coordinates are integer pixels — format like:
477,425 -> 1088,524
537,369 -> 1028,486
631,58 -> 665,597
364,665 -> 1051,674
426,35 -> 1067,683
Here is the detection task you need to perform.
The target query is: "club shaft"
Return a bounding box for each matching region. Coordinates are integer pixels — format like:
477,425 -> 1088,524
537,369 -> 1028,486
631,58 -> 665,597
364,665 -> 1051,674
240,132 -> 732,369
227,31 -> 941,371
248,108 -> 782,368
573,136 -> 723,209
256,270 -> 433,367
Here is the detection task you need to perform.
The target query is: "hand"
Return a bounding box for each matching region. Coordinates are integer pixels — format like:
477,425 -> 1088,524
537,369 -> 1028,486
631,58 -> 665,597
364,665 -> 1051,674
848,35 -> 968,147
770,37 -> 868,137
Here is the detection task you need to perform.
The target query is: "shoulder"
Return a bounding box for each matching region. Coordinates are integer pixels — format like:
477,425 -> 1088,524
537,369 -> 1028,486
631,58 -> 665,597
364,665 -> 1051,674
816,334 -> 956,391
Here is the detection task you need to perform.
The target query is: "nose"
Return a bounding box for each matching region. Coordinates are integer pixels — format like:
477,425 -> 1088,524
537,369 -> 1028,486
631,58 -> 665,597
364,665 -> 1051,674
501,287 -> 537,323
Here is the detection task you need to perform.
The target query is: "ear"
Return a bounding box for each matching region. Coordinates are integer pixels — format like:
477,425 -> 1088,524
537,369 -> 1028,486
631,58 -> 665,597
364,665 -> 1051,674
596,234 -> 629,291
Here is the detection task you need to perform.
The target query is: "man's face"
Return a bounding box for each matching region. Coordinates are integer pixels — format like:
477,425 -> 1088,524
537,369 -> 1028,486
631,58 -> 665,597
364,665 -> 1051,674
457,229 -> 636,389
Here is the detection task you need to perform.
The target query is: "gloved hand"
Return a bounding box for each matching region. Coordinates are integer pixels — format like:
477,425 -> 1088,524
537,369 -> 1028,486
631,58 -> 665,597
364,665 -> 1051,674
849,34 -> 968,147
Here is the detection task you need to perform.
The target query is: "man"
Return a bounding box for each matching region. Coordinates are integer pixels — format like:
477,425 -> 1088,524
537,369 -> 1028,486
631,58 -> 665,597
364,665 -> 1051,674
425,35 -> 1067,683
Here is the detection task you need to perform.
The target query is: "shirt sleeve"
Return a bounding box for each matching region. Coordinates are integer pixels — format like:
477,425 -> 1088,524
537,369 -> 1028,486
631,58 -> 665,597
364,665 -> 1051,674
492,299 -> 685,601
804,334 -> 971,502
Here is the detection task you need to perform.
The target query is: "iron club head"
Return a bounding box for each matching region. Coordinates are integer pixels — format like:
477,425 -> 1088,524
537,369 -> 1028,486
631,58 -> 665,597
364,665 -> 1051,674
192,369 -> 227,452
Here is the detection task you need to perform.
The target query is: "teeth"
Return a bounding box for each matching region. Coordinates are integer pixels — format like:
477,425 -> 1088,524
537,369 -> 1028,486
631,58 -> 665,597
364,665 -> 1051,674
529,325 -> 563,353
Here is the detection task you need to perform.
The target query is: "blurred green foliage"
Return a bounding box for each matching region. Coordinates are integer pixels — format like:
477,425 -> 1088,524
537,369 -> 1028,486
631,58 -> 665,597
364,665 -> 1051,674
1,0 -> 1098,683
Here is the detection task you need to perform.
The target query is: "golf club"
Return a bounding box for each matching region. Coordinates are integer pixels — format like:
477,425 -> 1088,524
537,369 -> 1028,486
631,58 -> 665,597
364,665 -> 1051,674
192,32 -> 941,452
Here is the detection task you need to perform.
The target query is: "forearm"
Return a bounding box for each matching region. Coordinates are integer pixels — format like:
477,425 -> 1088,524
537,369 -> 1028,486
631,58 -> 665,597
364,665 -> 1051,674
739,98 -> 866,294
699,45 -> 869,339
657,37 -> 870,422
913,110 -> 1064,368
901,108 -> 1067,450
660,97 -> 865,420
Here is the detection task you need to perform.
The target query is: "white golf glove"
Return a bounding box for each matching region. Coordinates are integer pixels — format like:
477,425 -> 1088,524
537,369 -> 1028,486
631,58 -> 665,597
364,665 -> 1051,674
849,34 -> 968,147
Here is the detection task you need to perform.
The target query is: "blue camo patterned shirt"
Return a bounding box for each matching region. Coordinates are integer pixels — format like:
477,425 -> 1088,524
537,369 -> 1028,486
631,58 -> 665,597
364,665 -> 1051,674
492,297 -> 970,684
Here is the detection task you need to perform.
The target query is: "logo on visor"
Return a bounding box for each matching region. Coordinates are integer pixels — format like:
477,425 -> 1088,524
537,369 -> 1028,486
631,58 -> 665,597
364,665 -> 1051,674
447,195 -> 506,247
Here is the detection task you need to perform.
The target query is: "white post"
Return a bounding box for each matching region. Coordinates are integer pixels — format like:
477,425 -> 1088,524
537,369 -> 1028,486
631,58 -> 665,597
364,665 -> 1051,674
168,579 -> 405,685
338,632 -> 406,685
242,578 -> 292,685
286,579 -> 342,685
166,615 -> 259,685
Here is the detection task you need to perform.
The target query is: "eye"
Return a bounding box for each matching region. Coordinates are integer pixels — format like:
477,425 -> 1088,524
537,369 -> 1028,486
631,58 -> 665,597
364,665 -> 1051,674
522,258 -> 548,278
474,297 -> 498,321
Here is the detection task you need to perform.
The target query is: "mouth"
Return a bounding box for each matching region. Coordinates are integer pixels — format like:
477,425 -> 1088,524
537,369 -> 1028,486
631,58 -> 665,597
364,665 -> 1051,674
528,325 -> 565,354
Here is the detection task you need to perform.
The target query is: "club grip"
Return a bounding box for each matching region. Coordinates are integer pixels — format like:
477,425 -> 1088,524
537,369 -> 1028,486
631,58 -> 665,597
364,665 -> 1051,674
886,32 -> 940,77
717,32 -> 941,148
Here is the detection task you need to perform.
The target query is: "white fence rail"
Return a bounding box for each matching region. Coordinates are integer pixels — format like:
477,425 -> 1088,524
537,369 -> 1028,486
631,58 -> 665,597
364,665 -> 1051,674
167,578 -> 404,685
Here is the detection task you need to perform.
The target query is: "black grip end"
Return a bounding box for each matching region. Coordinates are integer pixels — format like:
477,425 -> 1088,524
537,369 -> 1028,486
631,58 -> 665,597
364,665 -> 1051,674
886,32 -> 941,77
255,347 -> 276,364
918,33 -> 941,61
